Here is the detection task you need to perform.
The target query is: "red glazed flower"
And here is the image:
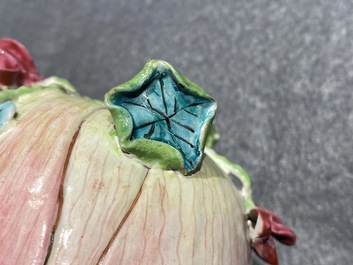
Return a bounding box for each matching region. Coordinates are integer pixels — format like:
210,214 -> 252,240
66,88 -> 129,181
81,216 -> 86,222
0,38 -> 43,87
248,207 -> 296,265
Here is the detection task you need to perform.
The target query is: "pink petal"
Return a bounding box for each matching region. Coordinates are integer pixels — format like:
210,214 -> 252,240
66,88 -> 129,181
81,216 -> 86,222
0,88 -> 101,265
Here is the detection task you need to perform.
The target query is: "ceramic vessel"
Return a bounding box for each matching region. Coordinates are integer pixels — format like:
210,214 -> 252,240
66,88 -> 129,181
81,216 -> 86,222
0,39 -> 295,265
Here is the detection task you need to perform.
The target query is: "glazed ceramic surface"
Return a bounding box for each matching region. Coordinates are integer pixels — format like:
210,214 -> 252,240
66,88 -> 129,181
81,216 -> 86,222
0,39 -> 295,265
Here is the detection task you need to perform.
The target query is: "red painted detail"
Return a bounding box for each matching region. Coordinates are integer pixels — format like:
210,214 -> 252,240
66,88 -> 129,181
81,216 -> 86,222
249,207 -> 296,265
0,38 -> 43,87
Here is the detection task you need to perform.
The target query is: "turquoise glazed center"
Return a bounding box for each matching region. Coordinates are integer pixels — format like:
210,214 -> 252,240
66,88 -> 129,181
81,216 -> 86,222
112,70 -> 215,171
0,100 -> 16,128
105,60 -> 216,174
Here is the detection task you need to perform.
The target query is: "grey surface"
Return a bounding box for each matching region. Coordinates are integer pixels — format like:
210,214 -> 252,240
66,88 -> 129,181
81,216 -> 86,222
1,0 -> 353,264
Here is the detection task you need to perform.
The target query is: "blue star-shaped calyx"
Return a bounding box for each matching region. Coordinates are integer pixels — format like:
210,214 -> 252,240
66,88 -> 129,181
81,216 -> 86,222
105,60 -> 217,174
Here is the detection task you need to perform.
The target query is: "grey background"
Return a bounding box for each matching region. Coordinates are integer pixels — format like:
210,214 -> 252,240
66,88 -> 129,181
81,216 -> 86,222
1,0 -> 352,264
